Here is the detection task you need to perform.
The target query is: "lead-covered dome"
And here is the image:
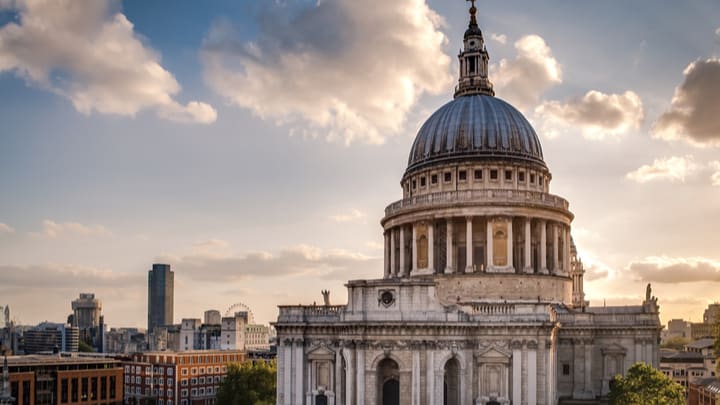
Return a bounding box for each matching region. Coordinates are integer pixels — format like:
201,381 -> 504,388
406,94 -> 545,174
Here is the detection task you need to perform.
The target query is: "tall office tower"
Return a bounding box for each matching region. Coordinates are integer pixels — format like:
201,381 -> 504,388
147,263 -> 174,333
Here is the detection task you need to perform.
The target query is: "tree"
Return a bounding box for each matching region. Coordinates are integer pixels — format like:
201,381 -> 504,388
78,340 -> 93,353
216,360 -> 276,405
608,362 -> 684,405
659,336 -> 689,351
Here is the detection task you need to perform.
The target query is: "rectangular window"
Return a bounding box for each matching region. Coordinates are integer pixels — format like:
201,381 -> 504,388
431,174 -> 438,185
539,176 -> 544,185
519,171 -> 525,182
490,169 -> 498,180
444,172 -> 452,182
82,377 -> 88,401
505,170 -> 513,181
474,169 -> 482,180
110,376 -> 116,399
412,179 -> 416,189
563,364 -> 570,375
91,377 -> 97,400
459,170 -> 467,181
530,173 -> 535,184
61,379 -> 68,403
420,176 -> 426,187
101,377 -> 107,400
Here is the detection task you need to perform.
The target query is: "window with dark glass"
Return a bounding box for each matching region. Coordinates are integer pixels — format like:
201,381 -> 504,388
72,378 -> 78,402
91,377 -> 97,400
444,172 -> 452,182
61,379 -> 69,403
459,170 -> 467,181
412,180 -> 416,189
530,173 -> 535,184
82,377 -> 88,400
431,174 -> 438,185
101,376 -> 107,400
539,176 -> 544,185
420,176 -> 426,187
110,376 -> 116,398
519,172 -> 525,182
505,170 -> 513,181
563,364 -> 570,375
490,169 -> 498,180
22,381 -> 30,405
474,169 -> 482,180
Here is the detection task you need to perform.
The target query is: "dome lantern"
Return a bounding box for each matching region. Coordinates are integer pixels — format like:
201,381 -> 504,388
455,0 -> 494,98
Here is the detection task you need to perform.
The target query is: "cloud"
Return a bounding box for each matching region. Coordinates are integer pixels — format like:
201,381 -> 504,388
201,0 -> 452,144
0,223 -> 14,234
490,35 -> 562,111
653,59 -> 720,146
157,244 -> 379,282
329,209 -> 366,223
715,27 -> 720,42
0,0 -> 216,124
0,263 -> 142,288
536,90 -> 643,140
625,156 -> 699,183
629,257 -> 720,283
710,161 -> 720,186
34,219 -> 112,238
489,33 -> 507,45
583,264 -> 609,281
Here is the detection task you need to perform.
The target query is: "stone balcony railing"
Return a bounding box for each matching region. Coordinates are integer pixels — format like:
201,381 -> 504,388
384,189 -> 570,217
276,305 -> 344,323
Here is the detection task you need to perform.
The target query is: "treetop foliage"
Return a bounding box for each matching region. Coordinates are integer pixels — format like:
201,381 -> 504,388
608,362 -> 684,405
216,360 -> 277,405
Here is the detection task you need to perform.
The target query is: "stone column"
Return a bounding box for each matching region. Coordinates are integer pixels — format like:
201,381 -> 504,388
345,347 -> 354,405
513,347 -> 522,405
428,222 -> 435,273
540,220 -> 548,274
552,224 -> 559,274
565,225 -> 572,274
390,228 -> 396,278
356,345 -> 365,405
295,339 -> 304,403
335,349 -> 343,405
528,345 -> 537,405
411,224 -> 418,274
584,341 -> 593,395
486,218 -> 494,271
399,227 -> 406,277
282,342 -> 292,405
524,218 -> 533,273
426,348 -> 434,405
506,217 -> 514,271
466,217 -> 474,272
384,232 -> 390,279
412,350 -> 420,405
445,220 -> 454,274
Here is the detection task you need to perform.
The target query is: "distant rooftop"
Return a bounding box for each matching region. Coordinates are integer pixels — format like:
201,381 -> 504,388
7,354 -> 120,367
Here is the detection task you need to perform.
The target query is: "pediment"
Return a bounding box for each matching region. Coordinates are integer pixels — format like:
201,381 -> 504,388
601,343 -> 627,356
477,347 -> 511,360
307,345 -> 336,360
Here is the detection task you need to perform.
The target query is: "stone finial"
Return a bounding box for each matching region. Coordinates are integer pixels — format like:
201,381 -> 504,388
321,290 -> 331,306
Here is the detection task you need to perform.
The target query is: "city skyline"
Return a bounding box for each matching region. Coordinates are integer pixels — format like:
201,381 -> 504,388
1,0 -> 720,328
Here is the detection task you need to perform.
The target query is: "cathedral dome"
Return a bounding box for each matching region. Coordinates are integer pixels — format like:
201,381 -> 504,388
406,94 -> 545,174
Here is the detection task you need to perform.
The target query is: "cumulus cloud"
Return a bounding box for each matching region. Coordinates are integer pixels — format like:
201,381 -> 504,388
157,244 -> 379,282
711,161 -> 720,186
0,0 -> 216,124
489,33 -> 507,45
0,223 -> 14,234
653,59 -> 720,146
0,263 -> 142,288
629,257 -> 720,283
625,156 -> 699,183
329,209 -> 366,223
535,90 -> 644,140
490,35 -> 562,111
34,219 -> 112,238
201,0 -> 452,144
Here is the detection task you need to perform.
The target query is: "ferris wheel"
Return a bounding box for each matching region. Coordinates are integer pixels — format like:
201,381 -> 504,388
224,302 -> 255,324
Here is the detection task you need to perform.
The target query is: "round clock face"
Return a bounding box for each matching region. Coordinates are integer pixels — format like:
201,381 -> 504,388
469,40 -> 476,48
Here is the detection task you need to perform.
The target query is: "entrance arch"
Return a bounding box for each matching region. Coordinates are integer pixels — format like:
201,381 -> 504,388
443,357 -> 460,405
377,358 -> 400,405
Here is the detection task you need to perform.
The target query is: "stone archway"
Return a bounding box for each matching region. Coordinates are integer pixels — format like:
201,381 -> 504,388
443,357 -> 460,405
377,358 -> 400,405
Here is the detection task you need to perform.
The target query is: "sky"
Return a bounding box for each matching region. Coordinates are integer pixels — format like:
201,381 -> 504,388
1,0 -> 720,329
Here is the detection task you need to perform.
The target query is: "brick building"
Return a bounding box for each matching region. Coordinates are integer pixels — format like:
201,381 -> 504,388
6,354 -> 123,404
123,350 -> 244,405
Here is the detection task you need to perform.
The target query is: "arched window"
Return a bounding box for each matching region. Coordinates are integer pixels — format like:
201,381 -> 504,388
377,358 -> 400,405
444,358 -> 460,405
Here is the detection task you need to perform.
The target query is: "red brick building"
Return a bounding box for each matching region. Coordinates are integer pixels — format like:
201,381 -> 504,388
123,350 -> 244,405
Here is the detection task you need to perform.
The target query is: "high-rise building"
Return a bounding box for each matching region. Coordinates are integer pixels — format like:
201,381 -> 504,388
23,323 -> 79,354
70,293 -> 105,352
147,263 -> 174,333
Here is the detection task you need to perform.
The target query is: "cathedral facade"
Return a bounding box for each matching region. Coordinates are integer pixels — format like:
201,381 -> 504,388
274,5 -> 661,405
